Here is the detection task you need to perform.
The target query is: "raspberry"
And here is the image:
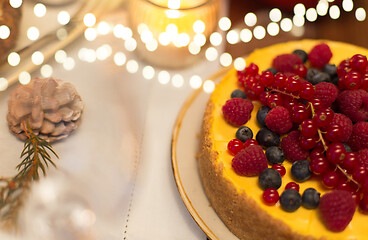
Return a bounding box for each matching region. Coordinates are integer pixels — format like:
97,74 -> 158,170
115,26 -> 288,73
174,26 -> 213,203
348,122 -> 368,151
231,145 -> 268,176
222,98 -> 254,126
265,106 -> 293,134
319,190 -> 356,232
314,82 -> 338,108
326,113 -> 353,142
308,43 -> 333,68
272,54 -> 303,73
358,148 -> 368,168
281,130 -> 309,162
337,89 -> 368,122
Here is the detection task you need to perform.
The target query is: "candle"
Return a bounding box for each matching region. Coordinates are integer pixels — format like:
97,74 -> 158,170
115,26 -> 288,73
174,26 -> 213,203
128,0 -> 220,68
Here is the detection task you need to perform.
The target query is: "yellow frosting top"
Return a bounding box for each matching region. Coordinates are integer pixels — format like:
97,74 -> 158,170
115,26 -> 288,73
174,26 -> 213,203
209,40 -> 368,239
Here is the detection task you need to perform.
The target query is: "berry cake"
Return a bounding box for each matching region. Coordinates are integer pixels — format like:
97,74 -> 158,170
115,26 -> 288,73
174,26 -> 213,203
198,40 -> 368,240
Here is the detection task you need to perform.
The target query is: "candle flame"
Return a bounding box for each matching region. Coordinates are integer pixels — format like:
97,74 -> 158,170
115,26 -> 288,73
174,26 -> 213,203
168,0 -> 180,9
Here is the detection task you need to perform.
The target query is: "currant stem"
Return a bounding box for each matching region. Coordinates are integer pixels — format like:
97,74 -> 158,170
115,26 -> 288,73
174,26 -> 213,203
307,102 -> 361,189
266,87 -> 300,99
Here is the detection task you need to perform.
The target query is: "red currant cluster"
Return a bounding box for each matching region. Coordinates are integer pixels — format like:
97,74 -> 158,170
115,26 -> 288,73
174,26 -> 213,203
338,54 -> 368,90
236,53 -> 368,214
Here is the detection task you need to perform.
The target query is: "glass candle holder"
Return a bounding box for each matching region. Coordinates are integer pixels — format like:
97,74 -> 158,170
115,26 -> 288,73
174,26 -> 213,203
128,0 -> 220,68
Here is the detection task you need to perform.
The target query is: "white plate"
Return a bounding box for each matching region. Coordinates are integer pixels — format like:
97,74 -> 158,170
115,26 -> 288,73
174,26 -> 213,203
171,67 -> 238,240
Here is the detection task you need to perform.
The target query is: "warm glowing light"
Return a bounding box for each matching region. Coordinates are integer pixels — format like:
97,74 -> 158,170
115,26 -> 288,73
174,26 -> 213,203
84,28 -> 97,41
146,39 -> 158,51
219,17 -> 231,31
317,0 -> 329,16
210,32 -> 222,46
96,44 -> 112,60
56,28 -> 68,40
84,13 -> 96,27
158,32 -> 171,46
205,47 -> 218,61
291,26 -> 305,37
0,25 -> 10,39
27,26 -> 40,40
8,52 -> 20,66
193,20 -> 205,34
306,8 -> 318,22
140,30 -> 154,43
168,0 -> 180,9
34,3 -> 46,17
294,3 -> 306,16
177,33 -> 190,47
234,58 -> 246,71
220,53 -> 232,67
19,71 -> 31,85
293,15 -> 305,27
188,42 -> 201,55
189,75 -> 202,89
193,34 -> 206,47
342,0 -> 353,12
40,64 -> 53,78
126,60 -> 139,73
172,74 -> 184,88
0,78 -> 8,91
158,71 -> 170,84
9,0 -> 22,8
78,48 -> 96,63
329,5 -> 340,19
244,13 -> 257,27
356,8 -> 366,21
240,28 -> 252,42
63,57 -> 75,70
58,11 -> 70,25
269,8 -> 282,22
113,24 -> 125,38
226,30 -> 240,44
203,80 -> 215,93
97,21 -> 111,35
280,18 -> 293,32
55,50 -> 67,63
142,66 -> 155,80
267,22 -> 279,36
114,52 -> 127,66
125,38 -> 137,52
253,26 -> 266,40
32,51 -> 44,65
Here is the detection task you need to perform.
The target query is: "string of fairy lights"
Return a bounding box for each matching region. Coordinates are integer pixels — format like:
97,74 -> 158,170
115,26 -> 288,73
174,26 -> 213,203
0,0 -> 367,93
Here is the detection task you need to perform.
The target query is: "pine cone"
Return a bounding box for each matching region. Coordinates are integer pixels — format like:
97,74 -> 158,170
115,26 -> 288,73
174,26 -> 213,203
7,78 -> 84,142
0,0 -> 21,59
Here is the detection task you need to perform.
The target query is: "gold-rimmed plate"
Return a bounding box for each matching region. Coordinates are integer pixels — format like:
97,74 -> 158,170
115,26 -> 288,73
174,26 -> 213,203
171,67 -> 238,240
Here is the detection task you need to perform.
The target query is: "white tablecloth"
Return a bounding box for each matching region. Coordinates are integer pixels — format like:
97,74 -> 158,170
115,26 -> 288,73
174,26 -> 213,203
0,5 -> 225,239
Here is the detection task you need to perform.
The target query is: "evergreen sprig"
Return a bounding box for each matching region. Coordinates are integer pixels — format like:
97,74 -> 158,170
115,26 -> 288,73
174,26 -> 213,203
0,122 -> 58,228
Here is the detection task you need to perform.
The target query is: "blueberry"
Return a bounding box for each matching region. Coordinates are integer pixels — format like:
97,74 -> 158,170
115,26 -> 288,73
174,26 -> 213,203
291,160 -> 312,182
293,49 -> 308,63
311,72 -> 331,85
256,106 -> 271,127
306,68 -> 320,83
265,146 -> 284,165
236,126 -> 253,142
266,67 -> 278,75
258,168 -> 282,190
322,64 -> 338,78
231,89 -> 247,99
280,189 -> 302,212
302,188 -> 320,209
256,128 -> 280,148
